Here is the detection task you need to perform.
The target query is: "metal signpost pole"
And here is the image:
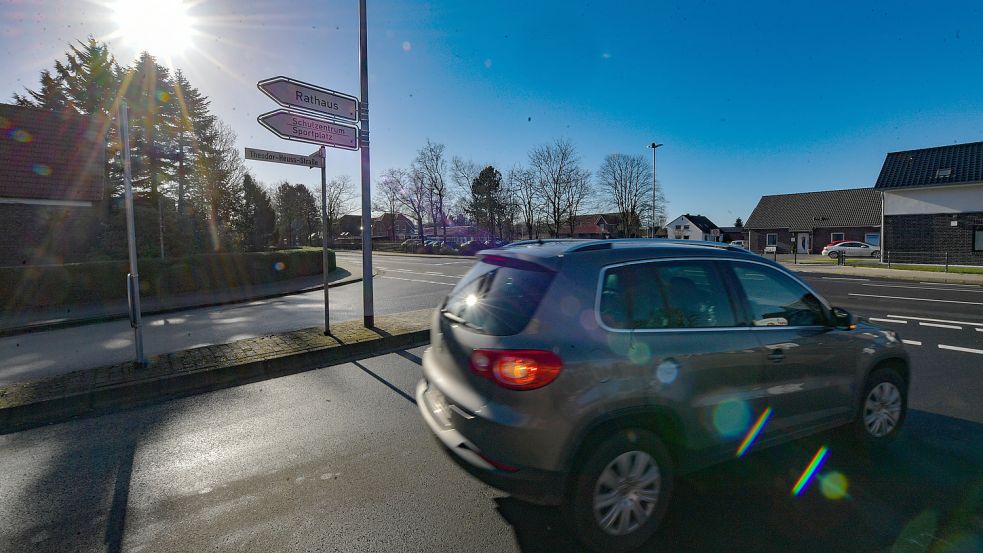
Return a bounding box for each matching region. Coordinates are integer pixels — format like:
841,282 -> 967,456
359,0 -> 374,328
119,100 -> 145,366
648,143 -> 662,238
320,146 -> 331,335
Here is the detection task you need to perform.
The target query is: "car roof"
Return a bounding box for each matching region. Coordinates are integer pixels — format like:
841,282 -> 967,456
481,238 -> 761,271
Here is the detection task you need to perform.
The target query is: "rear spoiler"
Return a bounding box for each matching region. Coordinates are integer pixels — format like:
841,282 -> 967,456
476,250 -> 561,272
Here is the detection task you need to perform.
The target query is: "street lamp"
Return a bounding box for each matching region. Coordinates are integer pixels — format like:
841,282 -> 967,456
648,142 -> 663,238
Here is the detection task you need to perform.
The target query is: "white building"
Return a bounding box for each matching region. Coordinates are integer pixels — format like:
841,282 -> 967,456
664,214 -> 721,241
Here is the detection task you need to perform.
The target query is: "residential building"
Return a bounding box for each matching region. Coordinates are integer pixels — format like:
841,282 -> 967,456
664,214 -> 720,241
718,226 -> 746,243
744,188 -> 881,254
0,103 -> 106,265
556,213 -> 626,238
371,213 -> 415,240
875,141 -> 983,265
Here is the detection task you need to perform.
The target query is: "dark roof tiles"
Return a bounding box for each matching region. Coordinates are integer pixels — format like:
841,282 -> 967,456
745,188 -> 880,230
875,141 -> 983,190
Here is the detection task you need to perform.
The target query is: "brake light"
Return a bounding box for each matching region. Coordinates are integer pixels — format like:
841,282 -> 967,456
469,349 -> 563,390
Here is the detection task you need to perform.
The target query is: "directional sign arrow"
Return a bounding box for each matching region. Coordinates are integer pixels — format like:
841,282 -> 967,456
258,76 -> 358,122
244,147 -> 324,168
257,110 -> 359,151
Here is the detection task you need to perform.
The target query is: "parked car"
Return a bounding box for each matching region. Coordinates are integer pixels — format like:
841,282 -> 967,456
417,239 -> 909,552
730,239 -> 746,248
822,241 -> 880,259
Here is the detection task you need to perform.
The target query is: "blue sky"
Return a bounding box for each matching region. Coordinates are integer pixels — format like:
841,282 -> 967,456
3,0 -> 982,225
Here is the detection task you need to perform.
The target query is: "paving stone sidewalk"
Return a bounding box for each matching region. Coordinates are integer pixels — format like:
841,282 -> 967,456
0,308 -> 433,434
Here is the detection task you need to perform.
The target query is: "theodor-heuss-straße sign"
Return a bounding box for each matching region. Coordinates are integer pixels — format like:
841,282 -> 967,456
257,109 -> 359,151
257,76 -> 358,122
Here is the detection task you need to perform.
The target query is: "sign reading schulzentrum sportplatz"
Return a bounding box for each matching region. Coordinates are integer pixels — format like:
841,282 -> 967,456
257,109 -> 359,151
244,147 -> 324,168
257,76 -> 358,122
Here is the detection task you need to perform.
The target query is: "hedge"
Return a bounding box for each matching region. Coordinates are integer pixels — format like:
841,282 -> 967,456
0,249 -> 336,309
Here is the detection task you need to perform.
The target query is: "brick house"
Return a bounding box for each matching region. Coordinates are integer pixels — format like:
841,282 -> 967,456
875,141 -> 983,265
556,213 -> 626,238
0,103 -> 107,265
744,188 -> 881,254
371,213 -> 415,239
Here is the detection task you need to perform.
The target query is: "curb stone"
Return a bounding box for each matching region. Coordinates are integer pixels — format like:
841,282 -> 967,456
0,308 -> 433,434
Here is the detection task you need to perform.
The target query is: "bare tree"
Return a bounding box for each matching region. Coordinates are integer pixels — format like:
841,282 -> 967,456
597,153 -> 652,237
528,139 -> 581,237
509,165 -> 540,239
324,175 -> 357,246
564,168 -> 594,237
375,168 -> 405,240
394,167 -> 428,242
415,140 -> 449,241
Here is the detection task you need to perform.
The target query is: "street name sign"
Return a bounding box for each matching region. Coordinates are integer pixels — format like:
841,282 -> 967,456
258,76 -> 358,122
244,147 -> 323,168
257,110 -> 359,151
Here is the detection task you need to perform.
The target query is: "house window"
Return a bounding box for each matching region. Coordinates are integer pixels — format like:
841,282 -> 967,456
675,225 -> 682,230
683,235 -> 690,240
683,225 -> 690,230
865,233 -> 880,246
975,226 -> 983,252
830,232 -> 845,242
766,233 -> 777,246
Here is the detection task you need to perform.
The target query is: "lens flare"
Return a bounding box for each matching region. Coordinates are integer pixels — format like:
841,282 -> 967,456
736,406 -> 772,457
819,471 -> 849,500
712,399 -> 750,438
792,446 -> 829,496
10,129 -> 32,143
112,0 -> 195,59
32,164 -> 52,177
465,293 -> 478,307
273,261 -> 286,271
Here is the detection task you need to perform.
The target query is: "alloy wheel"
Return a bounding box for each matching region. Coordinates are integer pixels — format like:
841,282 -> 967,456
593,450 -> 661,536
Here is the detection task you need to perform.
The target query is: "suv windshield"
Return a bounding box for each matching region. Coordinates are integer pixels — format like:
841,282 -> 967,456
442,260 -> 554,335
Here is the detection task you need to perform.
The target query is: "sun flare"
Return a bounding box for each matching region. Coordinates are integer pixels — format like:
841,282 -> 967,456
112,0 -> 195,59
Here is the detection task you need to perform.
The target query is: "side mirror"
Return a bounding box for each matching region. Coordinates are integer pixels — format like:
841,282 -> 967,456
830,307 -> 855,330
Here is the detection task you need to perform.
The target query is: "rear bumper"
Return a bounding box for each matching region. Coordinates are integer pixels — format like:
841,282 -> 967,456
416,379 -> 565,506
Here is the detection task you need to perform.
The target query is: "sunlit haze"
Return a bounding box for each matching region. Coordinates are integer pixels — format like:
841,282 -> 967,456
110,0 -> 195,60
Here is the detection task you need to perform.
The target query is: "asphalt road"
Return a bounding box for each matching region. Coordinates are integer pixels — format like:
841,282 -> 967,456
1,343 -> 980,552
1,260 -> 982,551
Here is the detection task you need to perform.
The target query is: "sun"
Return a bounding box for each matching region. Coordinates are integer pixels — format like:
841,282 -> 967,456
111,0 -> 195,59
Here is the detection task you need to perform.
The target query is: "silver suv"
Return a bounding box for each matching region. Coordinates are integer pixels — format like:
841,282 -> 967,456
416,239 -> 909,552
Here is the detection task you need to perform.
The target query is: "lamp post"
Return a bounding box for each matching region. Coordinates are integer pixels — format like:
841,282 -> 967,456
648,142 -> 663,238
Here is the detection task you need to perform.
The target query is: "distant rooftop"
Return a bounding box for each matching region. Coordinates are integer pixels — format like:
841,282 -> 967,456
745,188 -> 880,230
875,141 -> 983,190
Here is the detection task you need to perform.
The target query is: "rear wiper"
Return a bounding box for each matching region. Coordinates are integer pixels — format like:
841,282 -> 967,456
441,309 -> 483,330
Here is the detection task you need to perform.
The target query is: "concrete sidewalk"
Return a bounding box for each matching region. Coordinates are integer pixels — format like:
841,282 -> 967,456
0,261 -> 364,336
0,308 -> 432,434
782,262 -> 983,284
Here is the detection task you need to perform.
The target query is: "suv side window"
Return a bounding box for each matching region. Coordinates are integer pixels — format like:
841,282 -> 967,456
599,261 -> 738,329
728,263 -> 827,327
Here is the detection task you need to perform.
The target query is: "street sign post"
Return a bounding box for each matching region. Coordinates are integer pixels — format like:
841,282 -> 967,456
244,146 -> 324,168
257,109 -> 359,151
258,76 -> 358,122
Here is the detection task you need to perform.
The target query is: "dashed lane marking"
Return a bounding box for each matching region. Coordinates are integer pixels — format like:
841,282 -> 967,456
379,275 -> 456,286
820,277 -> 870,281
919,322 -> 963,330
918,282 -> 980,287
938,344 -> 983,355
861,283 -> 983,293
886,315 -> 983,327
902,340 -> 922,346
848,293 -> 983,306
868,318 -> 906,324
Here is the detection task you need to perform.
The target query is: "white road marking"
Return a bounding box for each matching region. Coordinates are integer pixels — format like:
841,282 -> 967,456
868,317 -> 907,324
902,340 -> 922,346
379,275 -> 456,286
382,267 -> 455,277
434,261 -> 472,265
848,293 -> 983,306
919,282 -> 980,287
938,344 -> 983,355
821,277 -> 870,281
977,328 -> 983,333
861,283 -> 983,293
886,315 -> 983,327
919,322 -> 963,330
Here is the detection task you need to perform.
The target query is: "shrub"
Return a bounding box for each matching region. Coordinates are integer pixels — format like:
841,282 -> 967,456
0,249 -> 336,309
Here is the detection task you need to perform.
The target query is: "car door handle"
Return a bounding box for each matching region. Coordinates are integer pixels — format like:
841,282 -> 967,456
767,350 -> 785,363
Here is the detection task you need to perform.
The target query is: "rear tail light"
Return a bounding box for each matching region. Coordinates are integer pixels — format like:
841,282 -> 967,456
469,349 -> 563,390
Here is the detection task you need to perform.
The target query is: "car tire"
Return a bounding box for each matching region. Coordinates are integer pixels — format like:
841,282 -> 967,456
564,429 -> 673,553
853,367 -> 907,446
828,251 -> 839,259
871,250 -> 880,257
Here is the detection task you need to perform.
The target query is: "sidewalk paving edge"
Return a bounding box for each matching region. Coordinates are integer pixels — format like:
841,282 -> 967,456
0,319 -> 429,434
783,263 -> 983,284
0,270 -> 372,338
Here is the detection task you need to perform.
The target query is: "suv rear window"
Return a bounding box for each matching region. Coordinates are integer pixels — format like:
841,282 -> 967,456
442,259 -> 555,335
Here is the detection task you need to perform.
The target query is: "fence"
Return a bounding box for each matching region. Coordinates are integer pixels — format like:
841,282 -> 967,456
883,251 -> 953,271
